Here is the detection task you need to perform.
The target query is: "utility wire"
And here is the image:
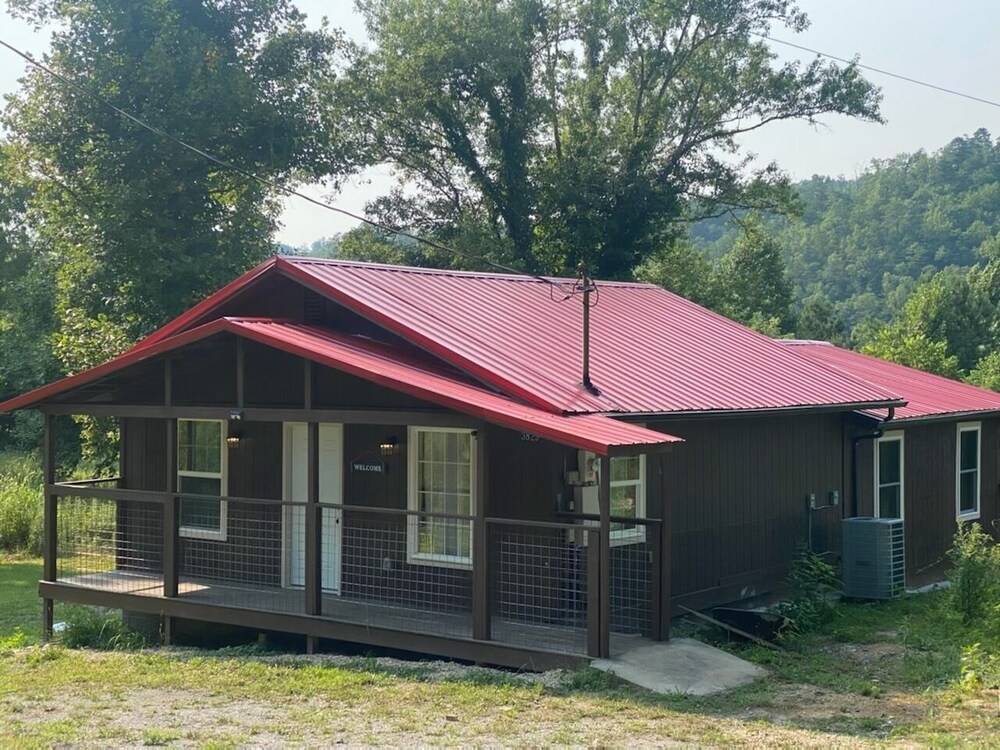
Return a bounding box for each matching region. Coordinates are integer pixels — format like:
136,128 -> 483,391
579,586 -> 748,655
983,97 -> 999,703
0,36 -> 577,293
761,34 -> 1000,111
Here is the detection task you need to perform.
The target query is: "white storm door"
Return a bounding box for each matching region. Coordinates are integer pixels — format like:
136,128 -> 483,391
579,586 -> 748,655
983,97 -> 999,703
284,422 -> 343,592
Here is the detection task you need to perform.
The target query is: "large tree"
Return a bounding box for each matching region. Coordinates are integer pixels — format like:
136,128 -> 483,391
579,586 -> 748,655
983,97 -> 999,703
328,0 -> 881,278
3,0 -> 342,363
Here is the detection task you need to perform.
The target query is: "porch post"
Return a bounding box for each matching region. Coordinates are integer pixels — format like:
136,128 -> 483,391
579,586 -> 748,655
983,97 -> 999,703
163,358 -> 179,600
303,361 -> 322,617
659,453 -> 672,640
599,454 -> 612,658
586,528 -> 601,656
472,425 -> 490,641
42,413 -> 57,641
304,420 -> 322,617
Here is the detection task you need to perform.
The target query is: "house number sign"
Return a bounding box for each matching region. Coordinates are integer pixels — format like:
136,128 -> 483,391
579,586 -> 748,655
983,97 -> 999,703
520,432 -> 540,442
351,460 -> 386,474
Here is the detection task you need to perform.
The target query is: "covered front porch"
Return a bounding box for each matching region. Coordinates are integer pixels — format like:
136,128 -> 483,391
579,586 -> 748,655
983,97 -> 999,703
43,452 -> 664,668
27,322 -> 677,667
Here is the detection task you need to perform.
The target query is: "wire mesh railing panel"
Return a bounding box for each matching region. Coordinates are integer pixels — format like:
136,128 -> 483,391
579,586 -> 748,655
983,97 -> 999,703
329,509 -> 473,639
56,496 -> 164,594
610,540 -> 653,637
179,498 -> 303,614
489,523 -> 588,654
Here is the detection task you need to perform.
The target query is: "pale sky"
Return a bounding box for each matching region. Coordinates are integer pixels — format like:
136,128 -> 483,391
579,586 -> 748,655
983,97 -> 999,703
1,1 -> 998,248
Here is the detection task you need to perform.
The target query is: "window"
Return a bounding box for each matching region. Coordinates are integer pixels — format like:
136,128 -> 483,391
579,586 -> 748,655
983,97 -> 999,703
177,419 -> 227,540
956,422 -> 981,520
407,427 -> 474,567
874,432 -> 904,519
609,455 -> 646,545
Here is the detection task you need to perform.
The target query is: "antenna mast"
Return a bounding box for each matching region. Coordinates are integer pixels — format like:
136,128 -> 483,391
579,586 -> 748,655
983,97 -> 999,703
577,264 -> 599,395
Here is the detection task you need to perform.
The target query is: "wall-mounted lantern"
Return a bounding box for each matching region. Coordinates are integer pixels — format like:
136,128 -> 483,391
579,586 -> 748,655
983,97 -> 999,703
379,435 -> 398,457
227,409 -> 245,448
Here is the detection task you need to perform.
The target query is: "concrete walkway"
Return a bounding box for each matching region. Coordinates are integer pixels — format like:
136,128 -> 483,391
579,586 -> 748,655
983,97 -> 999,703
591,638 -> 765,695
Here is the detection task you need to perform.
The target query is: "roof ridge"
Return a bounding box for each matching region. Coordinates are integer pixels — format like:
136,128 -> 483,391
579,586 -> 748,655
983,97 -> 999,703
278,255 -> 660,289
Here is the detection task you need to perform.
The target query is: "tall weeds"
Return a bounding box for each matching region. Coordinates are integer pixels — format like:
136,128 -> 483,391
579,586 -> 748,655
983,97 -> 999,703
0,453 -> 43,555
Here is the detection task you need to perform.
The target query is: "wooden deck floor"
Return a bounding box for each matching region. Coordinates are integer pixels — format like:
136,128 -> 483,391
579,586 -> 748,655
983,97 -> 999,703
60,571 -> 644,657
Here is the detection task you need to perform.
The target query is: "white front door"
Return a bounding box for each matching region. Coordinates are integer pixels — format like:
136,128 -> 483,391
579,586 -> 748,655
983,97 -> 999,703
284,422 -> 343,592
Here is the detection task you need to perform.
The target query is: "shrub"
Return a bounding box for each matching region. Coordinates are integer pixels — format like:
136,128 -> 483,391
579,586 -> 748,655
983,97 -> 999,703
59,606 -> 148,650
947,522 -> 1000,625
774,546 -> 840,636
0,453 -> 43,555
959,642 -> 1000,690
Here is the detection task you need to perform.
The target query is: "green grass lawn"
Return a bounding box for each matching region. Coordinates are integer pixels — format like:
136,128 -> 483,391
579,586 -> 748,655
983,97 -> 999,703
0,556 -> 43,646
1,556 -> 999,747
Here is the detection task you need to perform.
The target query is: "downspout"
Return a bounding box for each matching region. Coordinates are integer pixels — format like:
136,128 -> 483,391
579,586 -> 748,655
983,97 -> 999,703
850,406 -> 896,517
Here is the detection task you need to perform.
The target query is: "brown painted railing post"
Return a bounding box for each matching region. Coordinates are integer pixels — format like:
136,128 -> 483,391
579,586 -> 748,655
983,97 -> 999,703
598,455 -> 611,658
304,421 -> 322,617
42,413 -> 57,641
163,417 -> 179,599
586,528 -> 601,657
659,454 -> 672,640
472,427 -> 490,641
650,518 -> 663,642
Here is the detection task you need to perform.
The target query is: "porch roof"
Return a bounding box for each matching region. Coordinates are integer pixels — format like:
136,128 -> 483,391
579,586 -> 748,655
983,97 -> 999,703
0,317 -> 680,456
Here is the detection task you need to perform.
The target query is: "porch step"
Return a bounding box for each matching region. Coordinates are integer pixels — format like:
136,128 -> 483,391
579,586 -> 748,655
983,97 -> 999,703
590,638 -> 765,695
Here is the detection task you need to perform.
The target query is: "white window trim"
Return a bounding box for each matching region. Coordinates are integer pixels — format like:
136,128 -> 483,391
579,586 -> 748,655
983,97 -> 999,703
177,418 -> 228,541
406,426 -> 476,569
956,421 -> 981,521
874,431 -> 905,521
609,454 -> 647,546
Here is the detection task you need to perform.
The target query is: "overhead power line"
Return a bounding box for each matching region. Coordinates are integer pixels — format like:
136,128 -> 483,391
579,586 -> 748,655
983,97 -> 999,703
0,37 -> 573,291
761,34 -> 1000,111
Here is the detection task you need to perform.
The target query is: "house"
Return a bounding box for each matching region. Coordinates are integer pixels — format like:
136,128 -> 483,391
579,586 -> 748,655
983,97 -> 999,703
2,256 -> 998,668
780,340 -> 1000,583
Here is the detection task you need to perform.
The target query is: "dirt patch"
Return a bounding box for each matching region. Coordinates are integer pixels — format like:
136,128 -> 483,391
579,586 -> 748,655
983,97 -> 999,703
823,642 -> 906,669
743,681 -> 937,740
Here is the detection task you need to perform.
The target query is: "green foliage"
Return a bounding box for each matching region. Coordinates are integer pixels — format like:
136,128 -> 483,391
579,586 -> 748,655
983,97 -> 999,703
690,129 -> 1000,327
58,606 -> 148,651
0,629 -> 29,651
1,0 -> 342,458
634,239 -> 717,308
795,293 -> 848,346
0,453 -> 43,555
968,350 -> 1000,392
959,642 -> 1000,689
714,215 -> 795,332
859,326 -> 962,379
774,546 -> 840,636
330,0 -> 880,278
947,522 -> 1000,626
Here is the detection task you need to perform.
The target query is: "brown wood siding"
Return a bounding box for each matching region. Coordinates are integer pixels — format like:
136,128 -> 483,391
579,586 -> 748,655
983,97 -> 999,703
652,413 -> 845,604
121,419 -> 284,585
314,367 -> 431,410
171,337 -> 237,406
243,342 -> 305,407
855,418 -> 1000,582
340,423 -> 471,611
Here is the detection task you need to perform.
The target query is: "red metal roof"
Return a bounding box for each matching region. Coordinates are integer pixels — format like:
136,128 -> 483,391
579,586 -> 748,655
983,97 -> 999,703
272,258 -> 902,414
0,318 -> 679,455
780,341 -> 1000,421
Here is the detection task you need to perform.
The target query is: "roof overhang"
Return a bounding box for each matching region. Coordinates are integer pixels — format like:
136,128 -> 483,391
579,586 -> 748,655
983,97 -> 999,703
0,318 -> 680,456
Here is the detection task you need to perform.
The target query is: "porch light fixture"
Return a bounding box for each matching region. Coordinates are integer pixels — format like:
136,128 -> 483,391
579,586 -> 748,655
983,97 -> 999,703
379,435 -> 398,456
227,409 -> 245,448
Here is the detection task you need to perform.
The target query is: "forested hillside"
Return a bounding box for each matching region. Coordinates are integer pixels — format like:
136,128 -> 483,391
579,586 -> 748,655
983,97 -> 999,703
689,128 -> 1000,328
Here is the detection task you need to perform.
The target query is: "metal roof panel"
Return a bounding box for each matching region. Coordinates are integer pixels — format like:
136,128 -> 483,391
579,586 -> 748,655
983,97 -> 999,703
780,340 -> 1000,421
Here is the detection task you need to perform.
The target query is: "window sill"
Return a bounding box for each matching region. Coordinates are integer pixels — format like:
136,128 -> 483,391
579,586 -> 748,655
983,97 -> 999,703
610,530 -> 647,548
957,510 -> 981,522
406,551 -> 473,570
180,527 -> 227,542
